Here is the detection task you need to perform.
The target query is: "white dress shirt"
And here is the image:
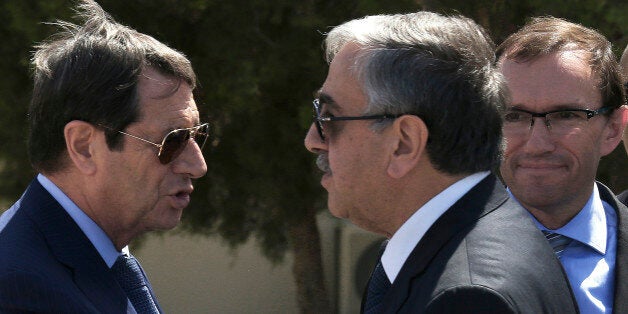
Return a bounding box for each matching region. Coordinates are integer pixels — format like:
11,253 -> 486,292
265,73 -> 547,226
381,171 -> 490,283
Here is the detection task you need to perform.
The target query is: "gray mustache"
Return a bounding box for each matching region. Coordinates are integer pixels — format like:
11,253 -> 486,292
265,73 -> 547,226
316,154 -> 330,173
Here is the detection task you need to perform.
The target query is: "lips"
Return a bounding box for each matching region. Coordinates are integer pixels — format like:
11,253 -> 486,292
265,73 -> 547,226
517,162 -> 564,169
169,186 -> 193,209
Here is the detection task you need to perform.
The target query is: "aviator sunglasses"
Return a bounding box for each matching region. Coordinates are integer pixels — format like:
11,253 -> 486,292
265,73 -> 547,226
102,123 -> 209,164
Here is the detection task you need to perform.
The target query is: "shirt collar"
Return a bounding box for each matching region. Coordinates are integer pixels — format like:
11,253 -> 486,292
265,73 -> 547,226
510,184 -> 607,254
37,174 -> 128,267
381,171 -> 490,283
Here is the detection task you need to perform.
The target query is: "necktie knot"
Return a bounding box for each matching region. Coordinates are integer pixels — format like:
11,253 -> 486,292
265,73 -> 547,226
542,231 -> 572,259
111,254 -> 160,314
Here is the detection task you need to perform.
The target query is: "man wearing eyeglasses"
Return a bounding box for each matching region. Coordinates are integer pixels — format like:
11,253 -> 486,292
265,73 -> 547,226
0,1 -> 207,312
305,12 -> 577,313
497,17 -> 628,314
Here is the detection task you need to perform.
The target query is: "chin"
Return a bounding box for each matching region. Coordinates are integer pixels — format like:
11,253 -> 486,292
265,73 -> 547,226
327,203 -> 348,219
150,209 -> 183,231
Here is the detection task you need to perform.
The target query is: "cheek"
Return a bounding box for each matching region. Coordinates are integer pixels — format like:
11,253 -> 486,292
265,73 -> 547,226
503,135 -> 522,155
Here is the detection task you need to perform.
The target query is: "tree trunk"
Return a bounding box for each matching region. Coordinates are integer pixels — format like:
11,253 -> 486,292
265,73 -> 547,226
288,208 -> 331,314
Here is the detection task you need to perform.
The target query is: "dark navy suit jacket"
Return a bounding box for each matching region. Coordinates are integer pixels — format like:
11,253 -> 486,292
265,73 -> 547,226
0,179 -> 128,313
362,175 -> 579,313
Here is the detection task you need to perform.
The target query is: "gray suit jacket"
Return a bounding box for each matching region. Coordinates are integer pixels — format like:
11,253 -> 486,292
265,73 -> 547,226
599,182 -> 628,314
364,175 -> 578,314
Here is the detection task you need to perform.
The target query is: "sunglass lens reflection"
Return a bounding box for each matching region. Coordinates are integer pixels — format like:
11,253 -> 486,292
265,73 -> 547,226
159,129 -> 190,164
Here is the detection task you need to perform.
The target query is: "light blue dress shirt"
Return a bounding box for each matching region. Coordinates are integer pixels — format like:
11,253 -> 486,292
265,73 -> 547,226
511,185 -> 616,314
37,174 -> 137,314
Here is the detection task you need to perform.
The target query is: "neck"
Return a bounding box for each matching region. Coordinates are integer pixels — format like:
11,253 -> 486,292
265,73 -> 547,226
44,171 -> 133,251
383,170 -> 467,236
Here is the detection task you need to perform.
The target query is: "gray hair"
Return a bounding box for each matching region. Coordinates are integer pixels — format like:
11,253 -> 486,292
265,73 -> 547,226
324,12 -> 507,174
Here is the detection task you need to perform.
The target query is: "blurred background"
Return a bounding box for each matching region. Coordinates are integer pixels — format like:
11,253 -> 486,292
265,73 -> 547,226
0,0 -> 626,313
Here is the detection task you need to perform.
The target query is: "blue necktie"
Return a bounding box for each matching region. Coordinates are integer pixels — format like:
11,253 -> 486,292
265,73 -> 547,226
543,231 -> 572,259
111,254 -> 160,314
364,245 -> 391,314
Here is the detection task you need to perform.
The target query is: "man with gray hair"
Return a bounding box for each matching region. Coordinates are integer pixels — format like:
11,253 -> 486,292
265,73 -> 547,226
0,0 -> 208,312
304,12 -> 577,313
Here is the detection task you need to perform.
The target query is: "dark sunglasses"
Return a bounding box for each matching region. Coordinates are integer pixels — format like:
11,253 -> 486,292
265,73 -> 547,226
103,123 -> 209,164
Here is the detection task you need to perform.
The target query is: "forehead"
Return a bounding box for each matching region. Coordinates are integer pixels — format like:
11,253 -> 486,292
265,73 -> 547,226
137,67 -> 199,127
500,50 -> 602,110
319,43 -> 367,114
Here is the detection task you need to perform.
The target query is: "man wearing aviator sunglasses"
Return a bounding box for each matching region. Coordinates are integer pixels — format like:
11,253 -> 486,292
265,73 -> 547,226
0,1 -> 207,312
497,17 -> 628,313
101,123 -> 210,165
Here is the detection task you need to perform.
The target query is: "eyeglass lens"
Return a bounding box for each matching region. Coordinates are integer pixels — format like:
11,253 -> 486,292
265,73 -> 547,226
503,110 -> 595,136
158,124 -> 209,164
312,100 -> 326,141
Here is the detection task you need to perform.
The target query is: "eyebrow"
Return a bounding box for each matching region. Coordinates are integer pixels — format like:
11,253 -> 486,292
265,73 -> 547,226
316,92 -> 341,112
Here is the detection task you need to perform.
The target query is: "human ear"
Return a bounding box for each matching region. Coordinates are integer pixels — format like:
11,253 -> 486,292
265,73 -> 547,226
600,105 -> 628,156
387,115 -> 429,178
64,120 -> 98,175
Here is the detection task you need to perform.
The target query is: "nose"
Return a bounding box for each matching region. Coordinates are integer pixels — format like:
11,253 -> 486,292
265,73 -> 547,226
523,117 -> 556,154
304,123 -> 326,154
173,139 -> 208,178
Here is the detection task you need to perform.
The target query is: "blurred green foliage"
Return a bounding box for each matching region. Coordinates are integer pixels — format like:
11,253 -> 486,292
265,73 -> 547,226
0,0 -> 626,310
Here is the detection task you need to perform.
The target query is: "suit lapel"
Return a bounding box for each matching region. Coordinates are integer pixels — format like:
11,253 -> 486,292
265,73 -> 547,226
382,175 -> 508,313
596,182 -> 628,314
21,179 -> 127,313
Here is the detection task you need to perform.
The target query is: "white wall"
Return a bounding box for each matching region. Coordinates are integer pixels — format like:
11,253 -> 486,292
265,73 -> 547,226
133,213 -> 383,314
134,232 -> 300,313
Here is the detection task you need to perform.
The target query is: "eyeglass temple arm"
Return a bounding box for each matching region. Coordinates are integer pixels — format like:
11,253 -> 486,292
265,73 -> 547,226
116,130 -> 163,149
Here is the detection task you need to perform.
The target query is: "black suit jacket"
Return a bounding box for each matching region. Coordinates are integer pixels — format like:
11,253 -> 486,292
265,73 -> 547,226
599,182 -> 628,313
364,175 -> 578,313
0,179 -> 129,313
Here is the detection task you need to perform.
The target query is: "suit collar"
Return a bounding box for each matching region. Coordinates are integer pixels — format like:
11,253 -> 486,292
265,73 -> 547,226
596,182 -> 628,314
21,179 -> 127,312
381,174 -> 507,312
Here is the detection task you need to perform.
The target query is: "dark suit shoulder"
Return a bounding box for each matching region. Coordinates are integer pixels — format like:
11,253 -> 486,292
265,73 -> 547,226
458,198 -> 577,313
424,285 -> 514,314
0,269 -> 98,313
385,177 -> 578,313
618,190 -> 628,207
0,180 -> 127,313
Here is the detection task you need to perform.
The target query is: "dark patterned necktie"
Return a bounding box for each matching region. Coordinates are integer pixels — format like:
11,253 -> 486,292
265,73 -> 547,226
364,255 -> 391,313
542,231 -> 573,259
111,254 -> 160,314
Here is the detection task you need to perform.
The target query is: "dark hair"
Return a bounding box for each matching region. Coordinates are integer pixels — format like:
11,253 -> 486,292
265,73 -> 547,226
325,12 -> 506,175
497,16 -> 626,110
29,0 -> 197,173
